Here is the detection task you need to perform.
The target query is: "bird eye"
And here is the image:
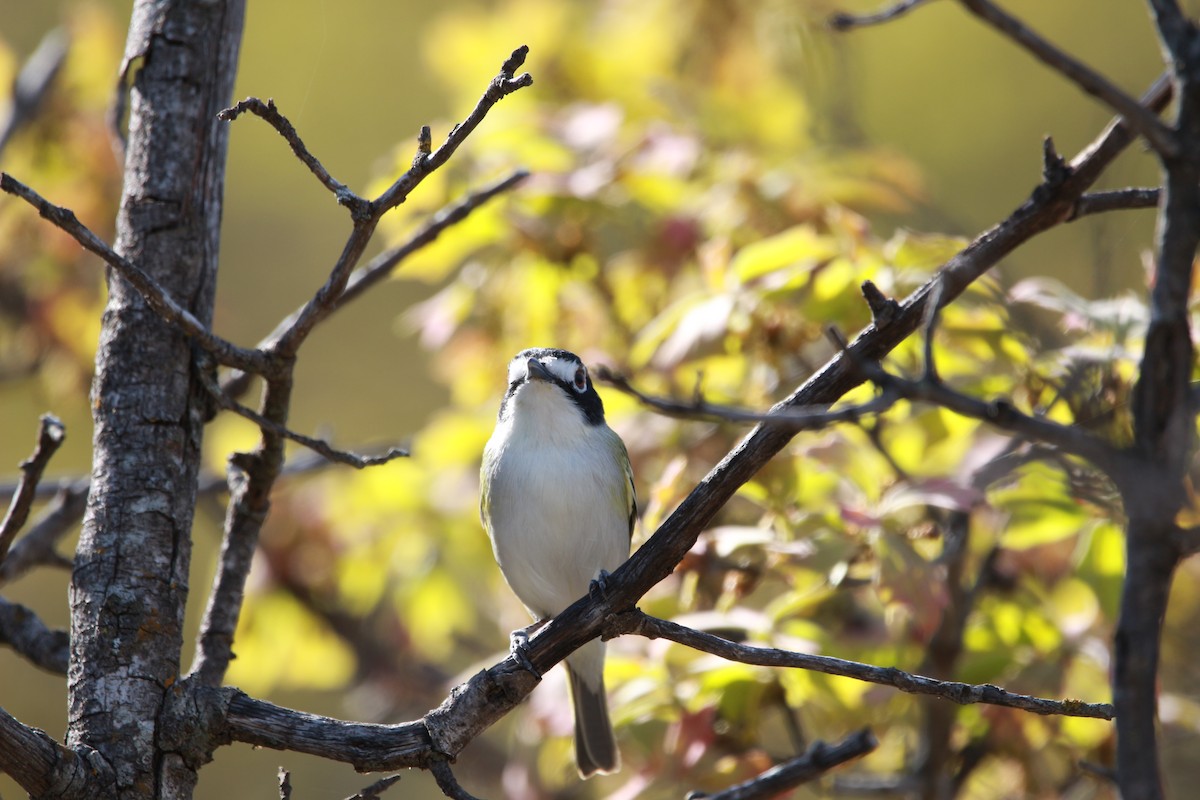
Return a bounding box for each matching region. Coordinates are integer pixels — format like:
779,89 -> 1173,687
573,366 -> 587,392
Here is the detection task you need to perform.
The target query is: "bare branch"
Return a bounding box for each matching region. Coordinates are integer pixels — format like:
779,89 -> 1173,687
1145,0 -> 1194,63
429,760 -> 481,800
224,691 -> 439,772
507,71 -> 1173,729
200,369 -> 408,468
828,0 -> 933,31
219,98 -> 362,212
864,364 -> 1124,475
860,280 -> 900,326
607,612 -> 1114,720
0,173 -> 271,375
344,774 -> 402,800
374,46 -> 533,213
278,767 -> 292,800
957,0 -> 1178,157
0,414 -> 65,567
334,169 -> 529,312
221,169 -> 529,399
272,47 -> 533,359
1070,187 -> 1160,220
0,705 -> 102,797
0,28 -> 68,156
0,482 -> 84,583
0,597 -> 68,674
596,366 -> 898,428
191,463 -> 262,687
693,730 -> 877,800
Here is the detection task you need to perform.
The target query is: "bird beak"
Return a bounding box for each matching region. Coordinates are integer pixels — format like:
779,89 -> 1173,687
526,357 -> 554,382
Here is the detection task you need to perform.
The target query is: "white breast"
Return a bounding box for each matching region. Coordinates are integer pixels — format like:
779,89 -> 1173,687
482,382 -> 630,620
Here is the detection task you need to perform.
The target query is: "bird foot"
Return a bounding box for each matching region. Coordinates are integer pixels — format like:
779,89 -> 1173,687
589,569 -> 612,602
509,621 -> 546,678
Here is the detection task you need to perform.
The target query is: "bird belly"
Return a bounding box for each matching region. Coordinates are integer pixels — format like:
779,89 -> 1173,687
485,441 -> 629,620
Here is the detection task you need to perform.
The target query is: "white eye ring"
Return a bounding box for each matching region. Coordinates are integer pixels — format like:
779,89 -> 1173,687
573,366 -> 587,393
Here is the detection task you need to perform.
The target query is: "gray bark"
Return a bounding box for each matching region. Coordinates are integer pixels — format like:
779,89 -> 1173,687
67,2 -> 245,798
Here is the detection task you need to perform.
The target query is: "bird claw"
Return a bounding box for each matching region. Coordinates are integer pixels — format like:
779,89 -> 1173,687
509,624 -> 543,678
589,569 -> 612,602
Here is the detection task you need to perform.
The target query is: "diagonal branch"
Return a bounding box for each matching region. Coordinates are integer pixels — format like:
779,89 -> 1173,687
0,414 -> 65,567
829,0 -> 933,31
0,28 -> 68,157
597,366 -> 899,427
957,0 -> 1178,157
271,47 -> 533,359
205,63 -> 1167,785
221,169 -> 529,399
696,729 -> 877,800
0,173 -> 271,375
218,97 -> 359,210
0,705 -> 103,797
606,612 -> 1114,720
1070,187 -> 1160,220
0,482 -> 84,583
0,596 -> 69,674
199,367 -> 409,468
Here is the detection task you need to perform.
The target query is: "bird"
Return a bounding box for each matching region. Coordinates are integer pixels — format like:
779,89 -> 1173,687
480,347 -> 636,778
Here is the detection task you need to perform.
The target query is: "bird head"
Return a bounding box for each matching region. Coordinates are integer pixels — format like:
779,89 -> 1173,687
498,347 -> 606,428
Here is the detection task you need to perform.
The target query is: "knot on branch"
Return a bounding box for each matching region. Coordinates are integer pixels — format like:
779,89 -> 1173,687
860,280 -> 899,327
158,679 -> 234,771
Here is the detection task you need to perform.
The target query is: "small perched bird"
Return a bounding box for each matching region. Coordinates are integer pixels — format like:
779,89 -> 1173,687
480,347 -> 635,777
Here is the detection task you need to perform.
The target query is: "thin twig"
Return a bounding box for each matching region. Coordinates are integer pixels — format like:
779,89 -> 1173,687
957,0 -> 1178,157
0,596 -> 69,675
608,611 -> 1114,719
277,766 -> 292,800
691,730 -> 877,800
1070,188 -> 1160,220
200,368 -> 408,468
0,173 -> 270,375
0,415 -> 65,567
273,47 -> 533,359
219,98 -> 361,213
0,482 -> 84,584
221,169 -> 528,399
344,774 -> 402,800
429,760 -> 483,800
596,366 -> 899,428
828,0 -> 932,31
0,28 -> 69,156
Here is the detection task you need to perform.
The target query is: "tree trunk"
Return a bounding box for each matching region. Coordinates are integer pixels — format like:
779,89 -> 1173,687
67,2 -> 245,798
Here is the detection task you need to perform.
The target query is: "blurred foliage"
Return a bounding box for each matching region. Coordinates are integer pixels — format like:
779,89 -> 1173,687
5,1 -> 1200,799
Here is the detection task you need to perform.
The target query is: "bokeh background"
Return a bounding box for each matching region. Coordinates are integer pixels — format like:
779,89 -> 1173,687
1,1 -> 1196,797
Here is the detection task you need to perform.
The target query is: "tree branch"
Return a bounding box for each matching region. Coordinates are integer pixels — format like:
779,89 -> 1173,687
0,28 -> 68,157
0,414 -> 65,567
693,729 -> 877,800
270,46 -> 533,359
596,366 -> 899,427
0,705 -> 103,798
0,173 -> 271,375
957,0 -> 1178,157
218,98 -> 360,211
1070,187 -> 1160,220
345,774 -> 403,800
199,366 -> 409,468
0,596 -> 68,674
0,481 -> 84,583
429,760 -> 481,800
828,0 -> 932,31
221,169 -> 528,399
606,611 -> 1114,720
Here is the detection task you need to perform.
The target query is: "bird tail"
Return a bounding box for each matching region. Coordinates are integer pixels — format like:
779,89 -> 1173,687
565,642 -> 619,778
